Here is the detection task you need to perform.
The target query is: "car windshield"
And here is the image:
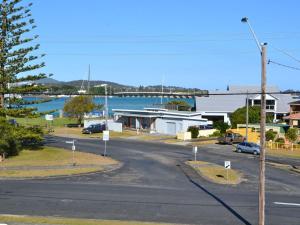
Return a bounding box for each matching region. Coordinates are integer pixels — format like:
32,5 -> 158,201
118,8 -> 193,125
249,143 -> 259,147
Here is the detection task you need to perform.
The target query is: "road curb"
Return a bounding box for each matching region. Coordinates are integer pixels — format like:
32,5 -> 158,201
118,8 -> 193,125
0,162 -> 124,181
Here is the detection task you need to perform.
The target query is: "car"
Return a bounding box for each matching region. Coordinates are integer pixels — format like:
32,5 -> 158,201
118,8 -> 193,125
82,124 -> 106,134
236,142 -> 261,155
218,132 -> 245,144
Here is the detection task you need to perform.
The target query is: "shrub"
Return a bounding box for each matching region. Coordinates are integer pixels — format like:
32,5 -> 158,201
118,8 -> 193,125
265,130 -> 277,141
187,126 -> 199,138
275,137 -> 285,143
15,126 -> 44,149
0,119 -> 44,156
0,119 -> 21,156
213,121 -> 230,134
209,130 -> 221,137
285,128 -> 298,143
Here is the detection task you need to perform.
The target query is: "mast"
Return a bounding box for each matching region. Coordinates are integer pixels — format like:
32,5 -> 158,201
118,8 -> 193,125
87,64 -> 91,94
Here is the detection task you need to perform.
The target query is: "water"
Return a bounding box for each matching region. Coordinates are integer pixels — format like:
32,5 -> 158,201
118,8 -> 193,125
25,97 -> 195,115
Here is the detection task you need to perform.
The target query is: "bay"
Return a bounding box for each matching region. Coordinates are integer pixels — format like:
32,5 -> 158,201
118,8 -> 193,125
25,97 -> 195,115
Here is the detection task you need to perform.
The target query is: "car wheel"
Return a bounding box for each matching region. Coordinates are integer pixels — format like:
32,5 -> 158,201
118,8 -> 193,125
237,148 -> 242,153
253,151 -> 258,155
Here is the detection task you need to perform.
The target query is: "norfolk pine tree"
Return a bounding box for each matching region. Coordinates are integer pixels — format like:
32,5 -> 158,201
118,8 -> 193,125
0,0 -> 47,117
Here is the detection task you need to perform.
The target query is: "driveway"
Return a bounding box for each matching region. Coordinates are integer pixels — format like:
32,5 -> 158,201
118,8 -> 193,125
0,137 -> 299,225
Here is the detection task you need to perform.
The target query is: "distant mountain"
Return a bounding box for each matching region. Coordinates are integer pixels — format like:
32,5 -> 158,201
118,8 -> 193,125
37,78 -> 207,94
65,80 -> 133,89
35,78 -> 63,84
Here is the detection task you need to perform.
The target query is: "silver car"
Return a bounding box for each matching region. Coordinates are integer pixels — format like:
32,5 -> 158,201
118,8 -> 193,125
236,142 -> 260,155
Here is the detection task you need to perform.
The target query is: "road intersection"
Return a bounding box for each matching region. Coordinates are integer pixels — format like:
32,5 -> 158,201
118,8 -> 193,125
0,136 -> 299,225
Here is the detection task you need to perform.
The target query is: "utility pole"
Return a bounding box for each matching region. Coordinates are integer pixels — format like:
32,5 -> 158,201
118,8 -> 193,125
259,44 -> 267,225
101,84 -> 108,130
246,90 -> 249,142
241,17 -> 267,225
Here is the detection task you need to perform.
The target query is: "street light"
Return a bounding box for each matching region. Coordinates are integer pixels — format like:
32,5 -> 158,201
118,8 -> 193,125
101,84 -> 108,130
242,17 -> 267,225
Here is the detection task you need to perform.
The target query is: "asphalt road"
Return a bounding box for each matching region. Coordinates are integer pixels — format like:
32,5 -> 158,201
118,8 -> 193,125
0,136 -> 299,225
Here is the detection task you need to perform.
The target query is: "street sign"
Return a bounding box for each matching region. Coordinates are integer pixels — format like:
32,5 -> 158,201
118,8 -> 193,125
193,146 -> 198,161
72,145 -> 76,151
193,146 -> 198,154
103,130 -> 110,141
224,161 -> 231,169
66,141 -> 74,144
45,114 -> 53,121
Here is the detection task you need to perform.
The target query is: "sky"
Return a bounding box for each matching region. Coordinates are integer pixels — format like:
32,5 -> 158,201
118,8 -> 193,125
26,0 -> 300,90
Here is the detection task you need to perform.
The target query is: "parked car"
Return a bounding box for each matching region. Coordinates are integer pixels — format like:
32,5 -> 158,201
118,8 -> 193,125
236,142 -> 260,155
218,132 -> 245,144
199,124 -> 213,130
82,124 -> 106,134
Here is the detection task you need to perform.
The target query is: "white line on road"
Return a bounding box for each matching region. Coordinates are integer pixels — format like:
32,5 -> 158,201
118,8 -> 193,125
274,202 -> 300,206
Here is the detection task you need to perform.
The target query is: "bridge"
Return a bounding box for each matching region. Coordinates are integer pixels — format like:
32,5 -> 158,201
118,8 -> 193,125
114,91 -> 208,99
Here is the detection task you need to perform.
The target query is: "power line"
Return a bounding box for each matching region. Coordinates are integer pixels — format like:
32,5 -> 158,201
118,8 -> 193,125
272,46 -> 300,64
268,60 -> 300,71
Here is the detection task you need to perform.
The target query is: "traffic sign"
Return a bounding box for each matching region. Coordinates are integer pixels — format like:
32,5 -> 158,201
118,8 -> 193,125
193,146 -> 198,154
103,130 -> 110,141
224,161 -> 231,169
45,114 -> 53,121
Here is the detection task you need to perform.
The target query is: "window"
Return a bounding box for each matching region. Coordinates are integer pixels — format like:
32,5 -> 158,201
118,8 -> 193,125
254,100 -> 261,105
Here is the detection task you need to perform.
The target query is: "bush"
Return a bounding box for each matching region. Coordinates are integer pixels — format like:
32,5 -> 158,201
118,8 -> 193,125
209,130 -> 221,137
188,126 -> 199,138
275,137 -> 285,143
0,118 -> 21,156
0,118 -> 44,156
213,121 -> 230,134
15,126 -> 44,149
265,130 -> 277,141
285,128 -> 298,143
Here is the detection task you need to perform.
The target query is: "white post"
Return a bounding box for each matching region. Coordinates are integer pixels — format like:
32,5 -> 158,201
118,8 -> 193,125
72,140 -> 76,166
104,141 -> 107,157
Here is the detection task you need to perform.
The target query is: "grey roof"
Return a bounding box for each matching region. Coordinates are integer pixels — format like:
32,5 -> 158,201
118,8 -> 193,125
196,85 -> 293,114
228,85 -> 280,93
273,94 -> 294,113
196,94 -> 246,113
289,100 -> 300,105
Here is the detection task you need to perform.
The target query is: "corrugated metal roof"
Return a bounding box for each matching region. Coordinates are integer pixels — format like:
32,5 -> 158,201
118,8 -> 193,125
273,94 -> 294,113
196,85 -> 293,114
228,85 -> 280,93
196,94 -> 246,112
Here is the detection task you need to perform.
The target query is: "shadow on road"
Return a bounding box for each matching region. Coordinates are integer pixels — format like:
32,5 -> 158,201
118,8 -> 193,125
179,163 -> 252,225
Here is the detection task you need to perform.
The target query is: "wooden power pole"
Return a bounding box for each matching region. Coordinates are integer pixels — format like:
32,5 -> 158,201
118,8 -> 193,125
259,43 -> 267,225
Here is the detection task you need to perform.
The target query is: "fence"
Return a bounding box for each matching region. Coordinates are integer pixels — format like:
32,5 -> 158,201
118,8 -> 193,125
266,141 -> 300,151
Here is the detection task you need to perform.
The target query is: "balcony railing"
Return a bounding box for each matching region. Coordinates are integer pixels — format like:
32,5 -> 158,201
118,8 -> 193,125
290,111 -> 300,114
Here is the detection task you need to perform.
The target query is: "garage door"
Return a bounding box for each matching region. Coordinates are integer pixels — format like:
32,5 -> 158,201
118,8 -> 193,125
166,122 -> 176,135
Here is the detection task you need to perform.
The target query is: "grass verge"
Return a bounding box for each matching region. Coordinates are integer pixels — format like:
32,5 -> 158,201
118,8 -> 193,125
0,146 -> 119,178
52,127 -> 137,139
186,161 -> 242,185
267,148 -> 300,159
0,215 -> 177,225
9,117 -> 77,127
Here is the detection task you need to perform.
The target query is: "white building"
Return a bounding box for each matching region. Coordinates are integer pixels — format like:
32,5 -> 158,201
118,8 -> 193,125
113,108 -> 211,135
196,85 -> 295,125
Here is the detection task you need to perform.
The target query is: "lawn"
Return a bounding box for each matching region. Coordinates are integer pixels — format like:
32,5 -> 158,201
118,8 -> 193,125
267,148 -> 300,159
52,127 -> 137,139
0,146 -> 119,178
0,215 -> 176,225
9,116 -> 77,127
186,160 -> 242,185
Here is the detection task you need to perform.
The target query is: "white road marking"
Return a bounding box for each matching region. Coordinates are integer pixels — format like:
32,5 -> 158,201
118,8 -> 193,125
274,202 -> 300,206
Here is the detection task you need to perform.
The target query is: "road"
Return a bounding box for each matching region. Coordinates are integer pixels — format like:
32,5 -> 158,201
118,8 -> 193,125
0,136 -> 299,225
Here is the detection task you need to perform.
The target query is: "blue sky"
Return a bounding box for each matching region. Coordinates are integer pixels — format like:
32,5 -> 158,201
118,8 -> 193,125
29,0 -> 300,90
